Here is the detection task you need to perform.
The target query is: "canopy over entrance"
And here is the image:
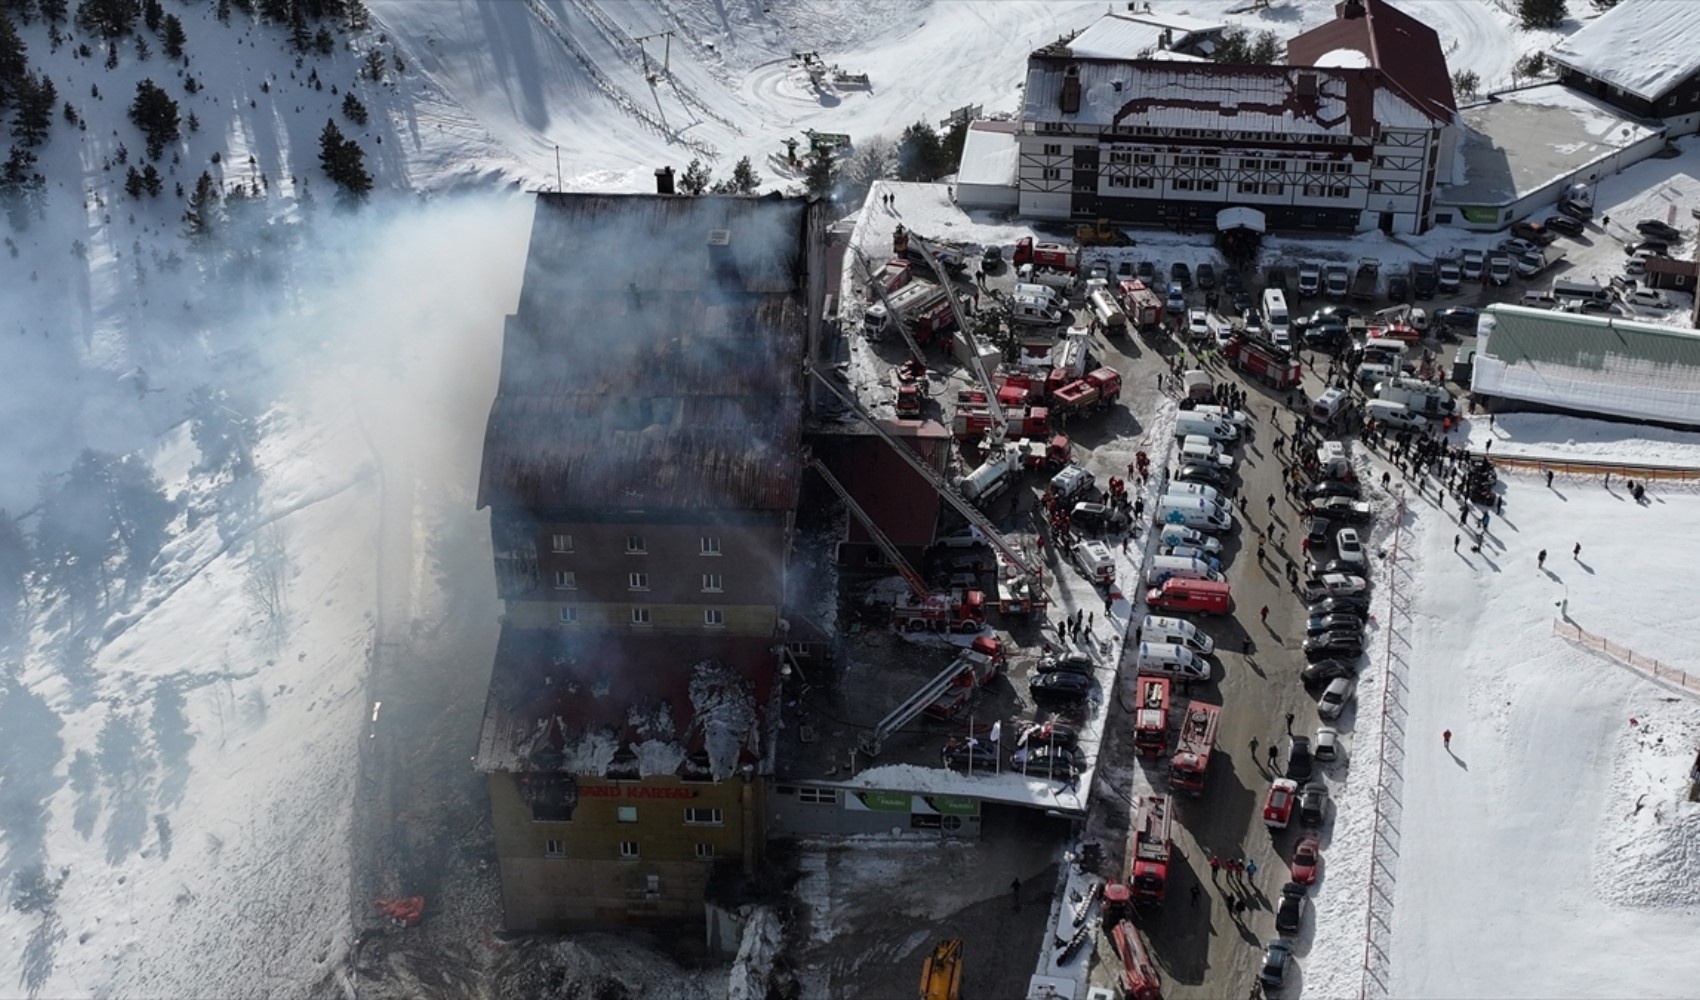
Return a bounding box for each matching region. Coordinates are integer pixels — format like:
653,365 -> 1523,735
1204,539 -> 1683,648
1216,206 -> 1266,233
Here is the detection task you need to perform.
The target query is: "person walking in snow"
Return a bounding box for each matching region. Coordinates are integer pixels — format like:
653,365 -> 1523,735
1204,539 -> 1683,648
1573,542 -> 1581,559
1546,468 -> 1554,488
1443,730 -> 1452,749
1537,548 -> 1547,569
1209,855 -> 1221,876
1285,711 -> 1294,734
1260,605 -> 1270,624
1453,533 -> 1460,551
1246,859 -> 1258,882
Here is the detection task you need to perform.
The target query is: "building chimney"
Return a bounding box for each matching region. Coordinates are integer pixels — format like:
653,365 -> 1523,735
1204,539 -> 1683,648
1297,73 -> 1319,99
1060,64 -> 1082,115
1338,0 -> 1366,20
655,165 -> 676,195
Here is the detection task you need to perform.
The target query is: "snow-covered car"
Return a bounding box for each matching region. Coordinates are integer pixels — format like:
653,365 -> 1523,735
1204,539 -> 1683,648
1298,782 -> 1329,826
1291,835 -> 1321,885
1301,574 -> 1370,602
1263,778 -> 1299,828
1276,881 -> 1307,933
1187,308 -> 1211,340
1496,237 -> 1540,257
1258,940 -> 1293,990
1334,527 -> 1367,568
1318,677 -> 1355,720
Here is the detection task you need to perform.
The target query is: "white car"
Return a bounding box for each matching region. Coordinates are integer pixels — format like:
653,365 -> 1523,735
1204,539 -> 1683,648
1215,324 -> 1236,350
1191,404 -> 1249,425
1496,237 -> 1540,257
1301,573 -> 1369,601
1313,726 -> 1342,763
1625,288 -> 1672,309
1188,309 -> 1212,340
1334,528 -> 1366,568
1487,253 -> 1513,286
1318,677 -> 1356,721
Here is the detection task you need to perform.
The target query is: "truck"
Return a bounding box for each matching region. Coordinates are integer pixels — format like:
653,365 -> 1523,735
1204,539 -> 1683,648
1011,237 -> 1078,272
864,280 -> 948,337
1377,377 -> 1455,417
1224,336 -> 1303,390
1118,279 -> 1164,328
1169,701 -> 1221,795
1410,260 -> 1437,299
1461,249 -> 1485,283
1128,795 -> 1173,902
1108,921 -> 1163,1000
1323,265 -> 1350,301
1297,264 -> 1322,298
1133,675 -> 1171,757
1015,263 -> 1075,292
950,403 -> 1049,441
955,444 -> 1026,507
1049,367 -> 1122,422
1436,257 -> 1462,293
1350,258 -> 1380,302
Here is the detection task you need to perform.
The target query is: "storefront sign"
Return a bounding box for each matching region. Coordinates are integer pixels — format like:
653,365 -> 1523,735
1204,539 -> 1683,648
578,785 -> 698,800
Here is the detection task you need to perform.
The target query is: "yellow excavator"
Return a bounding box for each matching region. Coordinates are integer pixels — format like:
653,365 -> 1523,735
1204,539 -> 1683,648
919,938 -> 964,1000
1076,217 -> 1133,247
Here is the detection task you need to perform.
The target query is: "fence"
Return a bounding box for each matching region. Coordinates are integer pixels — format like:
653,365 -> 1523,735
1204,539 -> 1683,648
1358,494 -> 1410,1000
1486,453 -> 1700,484
1552,620 -> 1700,696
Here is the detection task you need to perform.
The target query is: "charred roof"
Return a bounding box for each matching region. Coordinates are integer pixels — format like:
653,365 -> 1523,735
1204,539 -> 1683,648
478,193 -> 816,513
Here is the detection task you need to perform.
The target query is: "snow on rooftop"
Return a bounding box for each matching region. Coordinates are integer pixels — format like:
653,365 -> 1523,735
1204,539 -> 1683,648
1066,15 -> 1170,60
955,127 -> 1019,187
690,659 -> 760,781
1548,0 -> 1700,103
1314,47 -> 1371,69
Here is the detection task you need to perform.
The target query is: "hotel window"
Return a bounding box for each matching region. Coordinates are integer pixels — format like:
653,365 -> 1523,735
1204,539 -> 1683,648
617,806 -> 638,823
1109,151 -> 1131,164
702,573 -> 723,593
628,572 -> 649,591
1133,177 -> 1154,190
1110,176 -> 1130,188
1042,167 -> 1060,180
619,842 -> 640,859
631,607 -> 651,626
1134,153 -> 1155,165
1198,180 -> 1219,192
554,570 -> 576,591
1331,185 -> 1349,198
1174,155 -> 1196,168
558,606 -> 579,625
1265,160 -> 1285,172
550,534 -> 573,553
685,808 -> 725,826
1199,156 -> 1220,169
1043,143 -> 1062,155
1238,181 -> 1259,194
626,535 -> 646,554
695,843 -> 715,860
1306,162 -> 1326,174
700,536 -> 721,555
545,839 -> 565,858
1241,157 -> 1261,170
798,787 -> 838,805
1173,179 -> 1195,191
1266,183 -> 1284,196
1331,162 -> 1350,174
704,609 -> 726,628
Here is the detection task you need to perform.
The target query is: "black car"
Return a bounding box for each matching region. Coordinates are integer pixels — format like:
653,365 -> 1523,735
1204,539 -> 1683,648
1435,306 -> 1480,332
1387,273 -> 1410,302
1196,261 -> 1217,290
1231,289 -> 1253,315
1303,321 -> 1346,349
1037,651 -> 1095,676
1267,267 -> 1289,293
1301,657 -> 1359,687
1071,502 -> 1129,533
981,245 -> 1004,269
1557,197 -> 1593,220
1626,240 -> 1669,258
1017,720 -> 1079,749
1014,745 -> 1078,777
1304,631 -> 1364,661
1543,214 -> 1584,238
1302,479 -> 1360,501
1136,260 -> 1157,281
1286,736 -> 1313,782
1637,219 -> 1684,242
1314,305 -> 1358,321
1307,497 -> 1374,523
1223,269 -> 1244,294
1299,783 -> 1329,826
1276,882 -> 1307,934
942,737 -> 999,770
1305,613 -> 1364,636
1170,261 -> 1192,289
1030,671 -> 1092,704
1303,517 -> 1332,547
1259,940 -> 1293,989
1307,595 -> 1371,616
1177,463 -> 1234,490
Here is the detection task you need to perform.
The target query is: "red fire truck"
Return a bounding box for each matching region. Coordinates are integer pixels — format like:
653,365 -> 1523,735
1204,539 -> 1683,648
1011,237 -> 1078,272
1118,279 -> 1164,329
1109,921 -> 1163,1000
1169,702 -> 1221,796
1224,336 -> 1303,390
1129,795 -> 1173,902
1133,676 -> 1171,757
1049,367 -> 1123,422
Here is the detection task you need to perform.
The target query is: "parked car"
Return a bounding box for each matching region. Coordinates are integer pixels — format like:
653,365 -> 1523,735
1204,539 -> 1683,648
1276,882 -> 1307,934
1302,479 -> 1360,501
1304,630 -> 1365,661
1136,260 -> 1157,282
1258,940 -> 1293,990
1223,269 -> 1244,294
1166,284 -> 1187,315
1263,778 -> 1299,828
1170,261 -> 1192,288
1313,726 -> 1342,763
1543,215 -> 1584,238
1298,782 -> 1329,826
1318,677 -> 1355,720
1496,237 -> 1540,258
1387,273 -> 1410,302
1307,497 -> 1374,523
937,528 -> 986,548
1486,252 -> 1513,286
1013,745 -> 1078,777
1303,318 -> 1347,349
1307,594 -> 1371,617
1557,196 -> 1593,220
1286,735 -> 1314,782
1196,261 -> 1217,290
1626,288 -> 1674,309
1232,289 -> 1254,315
1267,267 -> 1289,292
1562,298 -> 1625,316
1030,670 -> 1092,704
1461,249 -> 1486,281
981,245 -> 1004,270
1177,463 -> 1234,490
1303,517 -> 1332,548
1072,502 -> 1129,533
1626,240 -> 1669,258
1291,835 -> 1321,885
1115,260 -> 1135,281
1509,220 -> 1557,246
1334,528 -> 1367,568
1305,613 -> 1364,637
1637,219 -> 1684,242
1187,308 -> 1212,340
1314,305 -> 1358,321
1301,658 -> 1358,688
1037,651 -> 1095,676
1435,306 -> 1479,332
942,736 -> 999,770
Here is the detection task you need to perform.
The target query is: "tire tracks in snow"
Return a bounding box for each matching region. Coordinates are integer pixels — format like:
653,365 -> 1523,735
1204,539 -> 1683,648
521,0 -> 719,157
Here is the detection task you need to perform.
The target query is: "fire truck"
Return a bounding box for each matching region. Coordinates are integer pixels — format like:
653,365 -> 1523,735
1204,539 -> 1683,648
1049,367 -> 1124,422
1224,336 -> 1303,390
1169,702 -> 1221,795
1109,921 -> 1163,1000
1011,237 -> 1078,272
950,389 -> 1050,441
1128,795 -> 1173,902
1133,676 -> 1171,757
1118,279 -> 1164,329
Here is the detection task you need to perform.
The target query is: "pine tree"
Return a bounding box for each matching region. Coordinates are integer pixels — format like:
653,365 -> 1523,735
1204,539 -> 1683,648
215,0 -> 229,23
11,72 -> 56,148
160,12 -> 183,59
141,161 -> 160,196
182,169 -> 220,242
0,509 -> 28,635
185,385 -> 254,477
288,2 -> 309,53
803,144 -> 836,201
340,91 -> 367,126
38,0 -> 64,24
127,78 -> 179,159
728,155 -> 760,195
344,0 -> 368,30
679,157 -> 711,195
312,25 -> 332,55
363,47 -> 385,82
0,142 -> 41,230
75,0 -> 141,39
124,164 -> 144,197
140,0 -> 158,32
317,118 -> 371,203
1518,0 -> 1567,28
895,121 -> 941,182
0,11 -> 26,112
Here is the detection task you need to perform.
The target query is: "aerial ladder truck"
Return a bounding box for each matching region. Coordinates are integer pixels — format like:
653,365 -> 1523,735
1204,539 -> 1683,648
849,243 -> 933,418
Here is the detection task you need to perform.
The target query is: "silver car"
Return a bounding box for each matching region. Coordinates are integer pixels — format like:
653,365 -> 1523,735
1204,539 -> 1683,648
1318,677 -> 1355,720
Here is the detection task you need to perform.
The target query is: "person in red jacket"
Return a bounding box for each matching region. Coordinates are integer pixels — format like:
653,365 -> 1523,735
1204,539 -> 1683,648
1443,730 -> 1452,749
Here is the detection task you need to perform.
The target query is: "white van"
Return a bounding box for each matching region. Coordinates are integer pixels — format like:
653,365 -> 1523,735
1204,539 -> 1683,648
1134,642 -> 1211,680
1088,288 -> 1127,332
1142,615 -> 1216,655
1551,278 -> 1608,303
1360,335 -> 1408,358
1519,291 -> 1558,310
1310,387 -> 1347,421
1154,497 -> 1233,533
1356,363 -> 1396,387
1189,404 -> 1249,426
1146,554 -> 1226,586
1009,293 -> 1064,326
1071,538 -> 1116,583
1262,288 -> 1290,341
1179,435 -> 1235,469
1364,398 -> 1429,430
1157,524 -> 1223,553
1013,282 -> 1066,306
1164,482 -> 1226,506
1174,411 -> 1240,442
1016,264 -> 1075,291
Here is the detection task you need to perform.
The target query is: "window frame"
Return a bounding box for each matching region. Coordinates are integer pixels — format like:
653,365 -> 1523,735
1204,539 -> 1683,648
545,839 -> 566,858
704,609 -> 726,629
559,606 -> 579,625
617,806 -> 638,823
695,842 -> 715,861
700,536 -> 722,556
628,571 -> 650,591
619,841 -> 640,859
554,570 -> 577,591
685,807 -> 725,826
550,533 -> 573,553
625,535 -> 647,554
631,607 -> 651,626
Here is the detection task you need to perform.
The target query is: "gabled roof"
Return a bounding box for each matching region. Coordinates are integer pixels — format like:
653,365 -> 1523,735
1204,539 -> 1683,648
1473,304 -> 1700,426
1286,0 -> 1455,122
1549,0 -> 1700,103
1065,11 -> 1222,60
477,193 -> 814,513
